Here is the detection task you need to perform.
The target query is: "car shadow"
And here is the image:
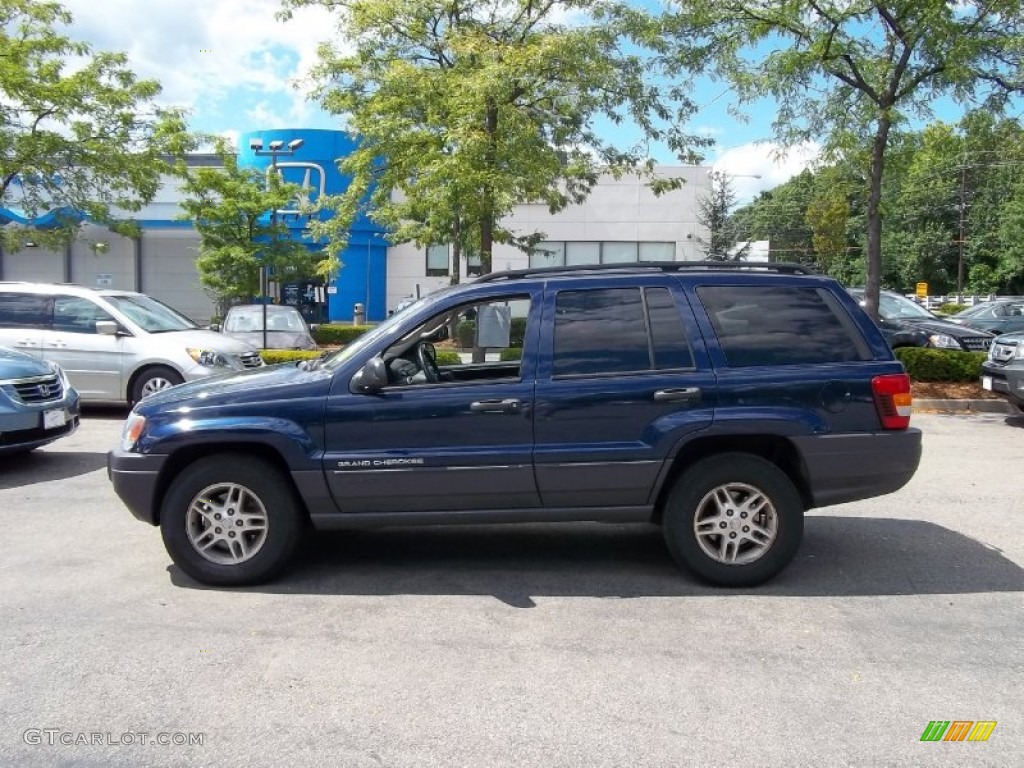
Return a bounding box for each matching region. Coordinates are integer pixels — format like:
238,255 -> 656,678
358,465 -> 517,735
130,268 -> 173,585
81,404 -> 131,421
0,449 -> 107,489
1004,414 -> 1024,429
168,517 -> 1024,605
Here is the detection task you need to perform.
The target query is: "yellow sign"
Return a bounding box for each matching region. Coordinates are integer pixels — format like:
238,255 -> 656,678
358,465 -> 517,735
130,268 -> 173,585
916,282 -> 928,298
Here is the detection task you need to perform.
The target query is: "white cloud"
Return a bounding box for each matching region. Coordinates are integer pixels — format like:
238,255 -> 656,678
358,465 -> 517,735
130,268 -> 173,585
712,141 -> 822,203
58,0 -> 339,129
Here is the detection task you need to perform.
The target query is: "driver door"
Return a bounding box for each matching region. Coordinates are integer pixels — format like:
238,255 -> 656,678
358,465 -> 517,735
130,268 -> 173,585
322,289 -> 541,515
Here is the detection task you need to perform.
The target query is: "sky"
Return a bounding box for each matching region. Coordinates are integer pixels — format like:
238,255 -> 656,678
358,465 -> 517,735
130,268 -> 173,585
55,0 -> 830,204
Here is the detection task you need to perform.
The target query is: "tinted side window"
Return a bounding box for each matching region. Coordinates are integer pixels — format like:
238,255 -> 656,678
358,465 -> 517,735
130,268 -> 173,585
0,293 -> 49,329
554,288 -> 650,376
53,296 -> 114,334
646,287 -> 694,369
697,286 -> 871,367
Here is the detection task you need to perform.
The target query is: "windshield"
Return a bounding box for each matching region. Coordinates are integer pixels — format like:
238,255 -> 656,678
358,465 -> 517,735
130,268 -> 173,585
104,294 -> 199,333
877,292 -> 936,320
225,306 -> 306,333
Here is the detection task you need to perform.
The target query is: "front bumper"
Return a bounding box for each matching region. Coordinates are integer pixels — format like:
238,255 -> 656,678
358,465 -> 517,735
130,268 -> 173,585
0,393 -> 81,454
792,428 -> 923,508
981,361 -> 1024,408
107,447 -> 167,525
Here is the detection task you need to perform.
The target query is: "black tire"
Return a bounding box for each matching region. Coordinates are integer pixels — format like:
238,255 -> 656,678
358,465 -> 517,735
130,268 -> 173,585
662,453 -> 804,587
159,455 -> 305,586
131,365 -> 184,404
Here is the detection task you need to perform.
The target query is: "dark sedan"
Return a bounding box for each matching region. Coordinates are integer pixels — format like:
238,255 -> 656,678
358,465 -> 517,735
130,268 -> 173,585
0,346 -> 80,455
848,289 -> 994,352
948,299 -> 1024,336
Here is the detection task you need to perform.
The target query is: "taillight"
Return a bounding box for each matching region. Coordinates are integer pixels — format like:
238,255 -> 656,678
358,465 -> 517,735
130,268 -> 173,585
871,374 -> 912,429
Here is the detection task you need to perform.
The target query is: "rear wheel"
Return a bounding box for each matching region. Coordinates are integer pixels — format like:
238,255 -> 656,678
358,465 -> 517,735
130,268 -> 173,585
662,453 -> 804,587
160,455 -> 304,586
131,366 -> 183,404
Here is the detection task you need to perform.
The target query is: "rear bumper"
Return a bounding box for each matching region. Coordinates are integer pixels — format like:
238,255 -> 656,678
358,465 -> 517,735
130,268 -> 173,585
107,448 -> 167,525
792,428 -> 922,508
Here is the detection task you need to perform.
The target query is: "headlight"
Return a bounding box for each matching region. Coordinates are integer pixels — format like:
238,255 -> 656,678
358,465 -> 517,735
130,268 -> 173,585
50,362 -> 70,388
1016,344 -> 1024,359
928,333 -> 961,349
121,412 -> 147,452
187,348 -> 234,368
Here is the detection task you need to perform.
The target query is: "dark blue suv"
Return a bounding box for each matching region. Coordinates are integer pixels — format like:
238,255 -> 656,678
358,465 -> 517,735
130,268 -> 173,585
108,263 -> 921,587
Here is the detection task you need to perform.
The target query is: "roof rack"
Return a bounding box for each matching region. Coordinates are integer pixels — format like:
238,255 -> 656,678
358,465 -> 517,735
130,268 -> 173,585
474,261 -> 816,283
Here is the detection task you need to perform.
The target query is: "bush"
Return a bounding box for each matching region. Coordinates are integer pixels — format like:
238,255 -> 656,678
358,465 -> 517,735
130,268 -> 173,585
313,324 -> 373,346
894,348 -> 987,382
260,350 -> 324,365
435,350 -> 461,366
499,347 -> 523,361
935,303 -> 969,316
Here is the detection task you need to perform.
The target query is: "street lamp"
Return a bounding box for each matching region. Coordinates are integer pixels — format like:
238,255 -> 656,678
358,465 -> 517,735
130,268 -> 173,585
250,136 -> 305,349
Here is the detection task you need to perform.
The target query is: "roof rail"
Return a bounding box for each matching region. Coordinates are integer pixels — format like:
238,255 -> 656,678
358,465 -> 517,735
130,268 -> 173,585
474,260 -> 816,283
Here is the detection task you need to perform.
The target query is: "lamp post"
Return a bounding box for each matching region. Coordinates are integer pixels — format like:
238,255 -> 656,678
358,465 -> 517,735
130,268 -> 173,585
249,137 -> 305,349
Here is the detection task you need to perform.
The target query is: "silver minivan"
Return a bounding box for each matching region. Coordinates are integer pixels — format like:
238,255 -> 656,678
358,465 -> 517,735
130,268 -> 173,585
0,283 -> 263,404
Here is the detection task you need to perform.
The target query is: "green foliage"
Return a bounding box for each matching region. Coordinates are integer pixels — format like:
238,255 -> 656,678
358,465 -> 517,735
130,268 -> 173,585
935,303 -> 969,316
663,1 -> 1024,317
499,347 -> 523,362
279,0 -> 709,270
177,140 -> 335,305
894,348 -> 987,382
311,324 -> 374,346
435,350 -> 461,366
0,0 -> 194,251
260,350 -> 324,365
697,174 -> 750,260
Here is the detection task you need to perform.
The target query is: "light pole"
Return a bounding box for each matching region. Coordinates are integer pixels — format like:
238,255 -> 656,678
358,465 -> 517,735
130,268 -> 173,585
249,137 -> 305,349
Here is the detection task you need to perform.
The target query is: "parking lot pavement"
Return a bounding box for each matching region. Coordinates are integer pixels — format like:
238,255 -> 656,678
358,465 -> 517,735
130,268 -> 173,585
1,410 -> 1022,768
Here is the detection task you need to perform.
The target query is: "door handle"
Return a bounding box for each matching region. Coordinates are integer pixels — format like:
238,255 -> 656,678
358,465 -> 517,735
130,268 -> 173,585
654,387 -> 702,403
470,398 -> 521,414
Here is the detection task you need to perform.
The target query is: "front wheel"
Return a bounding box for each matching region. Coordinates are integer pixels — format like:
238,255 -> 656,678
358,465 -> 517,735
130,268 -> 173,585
131,365 -> 183,404
662,453 -> 804,587
160,456 -> 304,586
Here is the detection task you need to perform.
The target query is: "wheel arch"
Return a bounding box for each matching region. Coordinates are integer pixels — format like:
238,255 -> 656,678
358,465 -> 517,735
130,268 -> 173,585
127,363 -> 186,405
651,434 -> 811,524
152,443 -> 310,526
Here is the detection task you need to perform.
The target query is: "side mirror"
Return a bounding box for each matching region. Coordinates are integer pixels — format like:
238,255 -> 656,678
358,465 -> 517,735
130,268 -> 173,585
349,356 -> 388,394
96,320 -> 119,336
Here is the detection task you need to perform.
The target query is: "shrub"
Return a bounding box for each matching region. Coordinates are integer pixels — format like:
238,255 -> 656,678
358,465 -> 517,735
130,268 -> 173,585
935,303 -> 969,316
260,350 -> 324,365
499,347 -> 523,361
435,350 -> 461,366
313,324 -> 373,346
894,348 -> 987,382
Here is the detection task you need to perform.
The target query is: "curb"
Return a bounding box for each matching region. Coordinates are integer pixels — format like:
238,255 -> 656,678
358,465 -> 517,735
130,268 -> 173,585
914,398 -> 1014,414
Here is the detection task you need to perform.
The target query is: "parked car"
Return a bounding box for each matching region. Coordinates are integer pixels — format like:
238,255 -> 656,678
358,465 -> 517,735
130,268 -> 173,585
981,331 -> 1024,412
0,346 -> 80,455
848,288 -> 994,351
947,299 -> 1024,336
110,262 -> 921,589
0,283 -> 264,405
214,305 -> 317,350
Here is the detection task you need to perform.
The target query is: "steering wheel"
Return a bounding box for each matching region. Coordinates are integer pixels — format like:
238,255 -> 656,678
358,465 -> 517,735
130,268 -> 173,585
416,342 -> 441,383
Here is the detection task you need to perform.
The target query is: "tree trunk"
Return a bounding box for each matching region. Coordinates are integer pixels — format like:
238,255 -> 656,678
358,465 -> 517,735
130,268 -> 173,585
865,115 -> 891,321
479,102 -> 498,274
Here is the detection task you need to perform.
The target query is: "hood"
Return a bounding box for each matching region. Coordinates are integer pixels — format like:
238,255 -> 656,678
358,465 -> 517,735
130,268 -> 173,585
222,330 -> 317,350
891,316 -> 993,338
136,359 -> 332,411
992,330 -> 1024,344
156,328 -> 259,355
0,346 -> 54,379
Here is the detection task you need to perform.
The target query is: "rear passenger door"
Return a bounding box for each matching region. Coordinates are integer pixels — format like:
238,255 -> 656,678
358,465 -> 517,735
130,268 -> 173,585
532,277 -> 715,509
0,292 -> 48,359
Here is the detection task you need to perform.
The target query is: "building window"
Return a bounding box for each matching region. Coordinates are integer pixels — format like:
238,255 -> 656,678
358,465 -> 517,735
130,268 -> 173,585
639,242 -> 675,261
601,242 -> 638,264
529,241 -> 565,268
566,242 -> 600,265
426,244 -> 449,276
466,252 -> 483,276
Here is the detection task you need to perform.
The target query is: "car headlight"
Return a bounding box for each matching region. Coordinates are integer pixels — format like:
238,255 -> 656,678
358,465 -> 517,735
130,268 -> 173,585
928,333 -> 961,349
1016,344 -> 1024,359
121,411 -> 147,452
49,362 -> 70,388
187,348 -> 234,368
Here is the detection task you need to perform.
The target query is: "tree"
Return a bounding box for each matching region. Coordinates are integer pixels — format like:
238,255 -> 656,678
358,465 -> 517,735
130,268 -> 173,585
697,174 -> 750,260
177,141 -> 332,309
280,0 -> 707,272
663,1 -> 1024,318
0,0 -> 192,251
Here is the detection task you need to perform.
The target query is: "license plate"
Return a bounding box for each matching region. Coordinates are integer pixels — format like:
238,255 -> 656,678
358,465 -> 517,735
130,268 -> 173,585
43,409 -> 67,429
982,376 -> 993,391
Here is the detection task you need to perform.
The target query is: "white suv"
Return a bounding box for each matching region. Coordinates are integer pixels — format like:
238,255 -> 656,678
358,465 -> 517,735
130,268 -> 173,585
0,283 -> 263,404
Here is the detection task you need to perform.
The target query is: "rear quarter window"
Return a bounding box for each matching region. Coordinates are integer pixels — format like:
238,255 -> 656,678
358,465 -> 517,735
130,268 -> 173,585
0,293 -> 50,330
697,285 -> 872,367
